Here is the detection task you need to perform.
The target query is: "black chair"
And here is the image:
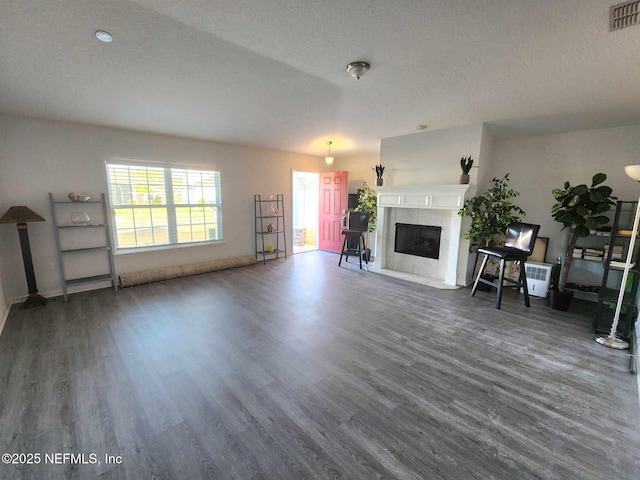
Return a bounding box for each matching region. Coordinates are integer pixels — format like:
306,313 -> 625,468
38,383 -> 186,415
471,222 -> 540,309
338,211 -> 370,269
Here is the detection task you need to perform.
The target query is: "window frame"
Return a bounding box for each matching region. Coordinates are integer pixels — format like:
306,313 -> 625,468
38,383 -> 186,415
105,159 -> 223,252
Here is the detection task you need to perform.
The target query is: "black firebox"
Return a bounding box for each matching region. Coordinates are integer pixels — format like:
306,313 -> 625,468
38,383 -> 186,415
394,223 -> 441,259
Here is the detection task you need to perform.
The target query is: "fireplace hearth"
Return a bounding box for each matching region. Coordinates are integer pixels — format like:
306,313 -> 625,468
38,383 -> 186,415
395,223 -> 441,259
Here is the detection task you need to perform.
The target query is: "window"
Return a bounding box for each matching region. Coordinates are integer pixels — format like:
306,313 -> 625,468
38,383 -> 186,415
106,161 -> 222,250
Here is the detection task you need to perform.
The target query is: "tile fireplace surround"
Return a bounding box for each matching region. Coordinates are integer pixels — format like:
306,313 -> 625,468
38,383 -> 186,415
371,185 -> 471,287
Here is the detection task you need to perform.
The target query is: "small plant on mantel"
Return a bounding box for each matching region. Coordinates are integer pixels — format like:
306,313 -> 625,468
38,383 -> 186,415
459,156 -> 473,184
373,164 -> 385,186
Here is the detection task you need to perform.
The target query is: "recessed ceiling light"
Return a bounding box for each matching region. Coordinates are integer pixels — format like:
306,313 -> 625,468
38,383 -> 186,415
95,31 -> 113,43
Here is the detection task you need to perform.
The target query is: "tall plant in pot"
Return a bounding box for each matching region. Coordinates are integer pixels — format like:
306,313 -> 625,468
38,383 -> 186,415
550,173 -> 616,310
458,174 -> 526,286
458,174 -> 525,251
354,182 -> 377,261
354,182 -> 377,232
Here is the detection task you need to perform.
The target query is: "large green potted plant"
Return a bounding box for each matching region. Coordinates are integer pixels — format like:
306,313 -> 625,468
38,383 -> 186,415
458,174 -> 526,288
354,182 -> 377,261
550,173 -> 617,310
458,174 -> 525,251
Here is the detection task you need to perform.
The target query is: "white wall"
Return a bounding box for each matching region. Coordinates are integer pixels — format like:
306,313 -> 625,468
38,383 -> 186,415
489,124 -> 640,272
476,124 -> 495,190
0,114 -> 323,301
380,123 -> 485,192
0,258 -> 8,335
338,153 -> 381,193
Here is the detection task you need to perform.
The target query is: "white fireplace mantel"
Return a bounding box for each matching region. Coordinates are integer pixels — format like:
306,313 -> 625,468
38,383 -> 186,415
376,184 -> 470,210
371,184 -> 471,287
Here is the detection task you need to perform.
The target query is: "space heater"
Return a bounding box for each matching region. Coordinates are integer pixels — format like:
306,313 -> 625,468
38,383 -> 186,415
524,262 -> 553,298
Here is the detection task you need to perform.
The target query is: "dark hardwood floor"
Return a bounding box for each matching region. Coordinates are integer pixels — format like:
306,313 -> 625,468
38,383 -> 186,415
0,251 -> 638,479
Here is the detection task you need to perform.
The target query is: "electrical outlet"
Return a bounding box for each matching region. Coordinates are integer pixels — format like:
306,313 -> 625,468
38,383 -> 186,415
46,262 -> 54,271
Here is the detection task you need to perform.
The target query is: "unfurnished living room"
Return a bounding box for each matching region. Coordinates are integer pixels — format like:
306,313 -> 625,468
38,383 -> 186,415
1,1 -> 640,479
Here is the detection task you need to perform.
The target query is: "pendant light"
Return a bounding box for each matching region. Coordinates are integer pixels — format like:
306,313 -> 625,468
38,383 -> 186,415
325,141 -> 334,165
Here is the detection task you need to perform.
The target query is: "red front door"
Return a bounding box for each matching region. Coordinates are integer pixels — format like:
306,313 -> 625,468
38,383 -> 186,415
319,171 -> 348,253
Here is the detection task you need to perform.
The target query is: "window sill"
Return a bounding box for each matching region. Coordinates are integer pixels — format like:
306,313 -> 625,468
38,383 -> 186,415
114,240 -> 226,256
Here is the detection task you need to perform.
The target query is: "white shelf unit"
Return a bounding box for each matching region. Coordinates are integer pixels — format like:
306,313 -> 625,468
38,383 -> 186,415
49,193 -> 118,301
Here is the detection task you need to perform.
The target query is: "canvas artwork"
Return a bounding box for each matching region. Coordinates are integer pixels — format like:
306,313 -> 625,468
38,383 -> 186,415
475,237 -> 549,281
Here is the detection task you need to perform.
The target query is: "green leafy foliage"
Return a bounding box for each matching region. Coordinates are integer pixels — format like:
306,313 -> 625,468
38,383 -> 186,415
551,173 -> 617,292
354,182 -> 377,232
458,174 -> 525,251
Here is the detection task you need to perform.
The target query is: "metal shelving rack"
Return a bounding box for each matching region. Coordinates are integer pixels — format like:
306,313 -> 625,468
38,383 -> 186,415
49,193 -> 118,301
254,194 -> 287,264
594,201 -> 639,343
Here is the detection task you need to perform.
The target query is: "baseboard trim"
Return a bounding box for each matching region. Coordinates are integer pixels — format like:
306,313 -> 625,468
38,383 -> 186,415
119,255 -> 257,287
7,280 -> 113,304
0,301 -> 11,338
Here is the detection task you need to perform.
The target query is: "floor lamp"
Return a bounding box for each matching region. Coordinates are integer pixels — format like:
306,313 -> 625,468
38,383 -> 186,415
596,165 -> 640,349
0,206 -> 47,308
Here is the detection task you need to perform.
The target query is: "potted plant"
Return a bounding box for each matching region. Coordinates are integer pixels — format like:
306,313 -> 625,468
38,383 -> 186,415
373,164 -> 385,186
459,156 -> 473,184
458,174 -> 526,288
354,182 -> 377,261
459,174 -> 525,251
550,173 -> 617,310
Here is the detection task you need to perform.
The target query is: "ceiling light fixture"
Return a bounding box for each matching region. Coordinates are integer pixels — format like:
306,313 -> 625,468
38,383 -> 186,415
325,141 -> 334,165
95,30 -> 113,43
416,124 -> 428,131
346,61 -> 370,80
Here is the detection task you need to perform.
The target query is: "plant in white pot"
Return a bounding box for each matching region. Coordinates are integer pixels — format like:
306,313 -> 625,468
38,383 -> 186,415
550,173 -> 617,310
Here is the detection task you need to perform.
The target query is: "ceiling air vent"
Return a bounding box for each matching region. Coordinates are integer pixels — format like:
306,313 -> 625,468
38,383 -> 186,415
610,1 -> 640,31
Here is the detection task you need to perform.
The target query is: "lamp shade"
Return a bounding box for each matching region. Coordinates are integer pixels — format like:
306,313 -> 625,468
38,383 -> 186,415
624,165 -> 640,181
0,206 -> 45,224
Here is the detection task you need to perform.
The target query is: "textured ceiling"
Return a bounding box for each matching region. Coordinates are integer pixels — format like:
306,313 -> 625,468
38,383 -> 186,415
1,0 -> 640,157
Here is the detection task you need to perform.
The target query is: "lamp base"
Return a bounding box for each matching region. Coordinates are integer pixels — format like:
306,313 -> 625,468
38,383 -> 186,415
595,334 -> 629,350
24,293 -> 47,308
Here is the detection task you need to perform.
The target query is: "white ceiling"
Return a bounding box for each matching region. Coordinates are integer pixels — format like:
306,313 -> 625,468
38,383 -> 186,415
2,0 -> 640,158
